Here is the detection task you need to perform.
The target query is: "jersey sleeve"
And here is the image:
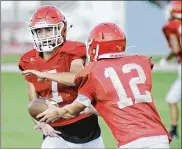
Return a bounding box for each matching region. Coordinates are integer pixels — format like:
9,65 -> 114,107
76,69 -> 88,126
72,44 -> 86,60
18,50 -> 38,83
18,49 -> 37,70
18,55 -> 29,71
66,41 -> 87,64
140,56 -> 154,70
74,63 -> 95,106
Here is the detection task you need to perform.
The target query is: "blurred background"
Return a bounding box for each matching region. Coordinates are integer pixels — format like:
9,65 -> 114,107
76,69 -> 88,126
1,1 -> 181,148
1,0 -> 172,56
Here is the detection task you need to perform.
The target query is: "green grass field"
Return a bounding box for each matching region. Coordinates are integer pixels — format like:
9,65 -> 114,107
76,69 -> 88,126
1,55 -> 22,64
1,72 -> 181,148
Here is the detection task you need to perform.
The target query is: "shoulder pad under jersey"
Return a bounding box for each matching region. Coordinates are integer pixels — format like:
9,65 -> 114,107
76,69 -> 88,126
74,62 -> 96,86
18,49 -> 37,71
61,40 -> 86,57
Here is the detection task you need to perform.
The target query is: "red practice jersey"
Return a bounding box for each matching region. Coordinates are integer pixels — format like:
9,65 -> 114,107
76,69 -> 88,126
75,55 -> 171,147
163,19 -> 182,63
19,40 -> 92,127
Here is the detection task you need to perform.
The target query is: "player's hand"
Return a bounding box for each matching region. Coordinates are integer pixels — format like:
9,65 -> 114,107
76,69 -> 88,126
159,58 -> 168,67
80,105 -> 99,116
36,100 -> 61,123
21,70 -> 47,80
34,121 -> 61,138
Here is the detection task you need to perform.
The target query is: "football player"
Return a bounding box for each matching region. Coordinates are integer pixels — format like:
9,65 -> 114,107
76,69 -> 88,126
159,0 -> 182,140
36,22 -> 172,148
19,5 -> 104,149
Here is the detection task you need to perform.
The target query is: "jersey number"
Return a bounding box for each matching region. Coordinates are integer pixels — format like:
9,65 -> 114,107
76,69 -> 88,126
104,63 -> 152,109
48,70 -> 63,103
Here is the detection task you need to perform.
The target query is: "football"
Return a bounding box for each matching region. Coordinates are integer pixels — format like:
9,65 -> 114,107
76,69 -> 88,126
28,98 -> 58,120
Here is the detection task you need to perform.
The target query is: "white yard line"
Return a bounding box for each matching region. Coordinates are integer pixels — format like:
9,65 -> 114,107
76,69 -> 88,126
1,64 -> 20,72
1,63 -> 178,73
152,63 -> 178,72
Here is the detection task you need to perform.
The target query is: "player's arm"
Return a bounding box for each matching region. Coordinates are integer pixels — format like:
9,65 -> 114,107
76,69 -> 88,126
40,58 -> 84,86
37,95 -> 91,123
26,81 -> 61,136
61,100 -> 87,117
19,56 -> 61,137
161,24 -> 176,61
57,97 -> 99,118
19,60 -> 41,124
27,81 -> 38,101
168,34 -> 181,55
162,24 -> 180,61
26,81 -> 39,124
22,59 -> 84,86
160,34 -> 179,66
37,70 -> 97,123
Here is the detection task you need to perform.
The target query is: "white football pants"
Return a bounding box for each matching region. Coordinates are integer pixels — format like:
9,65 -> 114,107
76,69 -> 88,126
166,64 -> 181,103
41,136 -> 105,149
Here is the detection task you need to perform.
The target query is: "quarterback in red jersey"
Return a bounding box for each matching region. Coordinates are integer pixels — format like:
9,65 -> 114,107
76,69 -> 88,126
37,23 -> 171,148
159,1 -> 181,140
19,5 -> 104,148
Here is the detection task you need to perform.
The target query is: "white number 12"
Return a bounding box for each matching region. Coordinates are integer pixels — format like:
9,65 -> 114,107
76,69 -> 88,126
104,63 -> 152,109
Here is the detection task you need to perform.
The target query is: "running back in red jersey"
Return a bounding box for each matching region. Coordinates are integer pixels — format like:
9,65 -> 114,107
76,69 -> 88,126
163,19 -> 182,63
75,55 -> 171,147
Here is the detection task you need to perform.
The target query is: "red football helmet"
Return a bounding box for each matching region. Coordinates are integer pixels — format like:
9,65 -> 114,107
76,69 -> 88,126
165,1 -> 182,21
29,5 -> 67,52
86,23 -> 126,63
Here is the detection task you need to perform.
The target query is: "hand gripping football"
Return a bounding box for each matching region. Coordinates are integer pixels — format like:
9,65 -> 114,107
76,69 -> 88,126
28,98 -> 58,120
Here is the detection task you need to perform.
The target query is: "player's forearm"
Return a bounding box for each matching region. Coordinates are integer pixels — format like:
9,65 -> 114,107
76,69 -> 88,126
169,34 -> 180,55
61,112 -> 77,118
57,103 -> 85,119
64,104 -> 82,116
56,106 -> 77,118
27,81 -> 39,124
42,72 -> 76,86
27,81 -> 38,100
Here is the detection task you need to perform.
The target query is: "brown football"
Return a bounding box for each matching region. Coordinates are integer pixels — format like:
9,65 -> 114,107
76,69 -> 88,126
28,98 -> 58,120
